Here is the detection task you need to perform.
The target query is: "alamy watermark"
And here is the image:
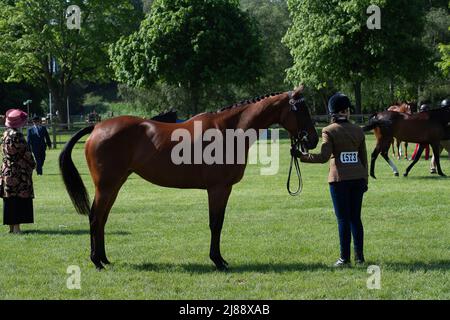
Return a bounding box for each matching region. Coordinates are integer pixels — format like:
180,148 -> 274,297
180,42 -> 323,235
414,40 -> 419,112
366,265 -> 381,290
66,5 -> 81,30
367,5 -> 381,30
171,122 -> 280,175
66,265 -> 81,290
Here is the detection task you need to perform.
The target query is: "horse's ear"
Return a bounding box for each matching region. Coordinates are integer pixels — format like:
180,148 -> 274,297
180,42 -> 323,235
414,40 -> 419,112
292,84 -> 305,99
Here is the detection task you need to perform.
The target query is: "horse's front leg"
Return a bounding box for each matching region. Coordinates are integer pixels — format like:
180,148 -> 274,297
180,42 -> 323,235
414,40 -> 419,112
207,185 -> 233,271
431,143 -> 446,176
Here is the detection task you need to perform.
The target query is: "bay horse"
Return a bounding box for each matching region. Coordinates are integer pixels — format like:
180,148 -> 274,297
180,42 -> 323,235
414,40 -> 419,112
363,106 -> 450,178
59,87 -> 319,270
387,103 -> 412,160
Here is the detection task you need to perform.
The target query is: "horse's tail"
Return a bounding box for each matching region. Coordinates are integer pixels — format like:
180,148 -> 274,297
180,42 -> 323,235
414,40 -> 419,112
362,113 -> 379,132
59,126 -> 95,215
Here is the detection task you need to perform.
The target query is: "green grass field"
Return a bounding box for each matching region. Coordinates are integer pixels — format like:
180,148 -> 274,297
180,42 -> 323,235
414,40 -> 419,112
0,135 -> 449,300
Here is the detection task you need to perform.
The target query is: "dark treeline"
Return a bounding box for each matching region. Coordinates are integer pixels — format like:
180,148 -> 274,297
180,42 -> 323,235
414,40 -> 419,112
0,0 -> 448,119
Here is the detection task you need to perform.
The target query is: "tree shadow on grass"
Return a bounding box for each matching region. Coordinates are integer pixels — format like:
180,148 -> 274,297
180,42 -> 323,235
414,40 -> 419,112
23,229 -> 131,236
403,175 -> 449,180
127,260 -> 450,274
383,260 -> 450,272
128,262 -> 331,274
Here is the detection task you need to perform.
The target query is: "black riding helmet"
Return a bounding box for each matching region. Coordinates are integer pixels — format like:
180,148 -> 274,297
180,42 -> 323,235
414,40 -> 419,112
441,99 -> 450,108
419,104 -> 430,112
328,93 -> 353,114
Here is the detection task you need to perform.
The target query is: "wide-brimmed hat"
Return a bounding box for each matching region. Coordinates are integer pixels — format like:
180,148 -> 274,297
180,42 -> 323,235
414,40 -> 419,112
5,109 -> 28,128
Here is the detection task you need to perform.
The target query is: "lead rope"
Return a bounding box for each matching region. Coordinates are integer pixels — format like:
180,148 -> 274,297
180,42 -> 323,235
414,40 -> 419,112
287,138 -> 303,196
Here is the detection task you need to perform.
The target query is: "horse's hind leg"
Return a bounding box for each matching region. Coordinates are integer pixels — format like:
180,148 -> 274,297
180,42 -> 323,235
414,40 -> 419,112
391,140 -> 396,158
431,143 -> 446,176
396,139 -> 402,160
381,151 -> 399,176
404,145 -> 424,177
90,178 -> 127,269
207,185 -> 232,271
404,142 -> 409,160
370,146 -> 381,179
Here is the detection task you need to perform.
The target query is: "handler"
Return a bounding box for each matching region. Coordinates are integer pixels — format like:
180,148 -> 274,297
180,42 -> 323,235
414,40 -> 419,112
291,93 -> 369,267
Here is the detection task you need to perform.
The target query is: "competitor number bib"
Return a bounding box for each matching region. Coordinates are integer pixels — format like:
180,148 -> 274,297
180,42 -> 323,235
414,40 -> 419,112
340,152 -> 359,164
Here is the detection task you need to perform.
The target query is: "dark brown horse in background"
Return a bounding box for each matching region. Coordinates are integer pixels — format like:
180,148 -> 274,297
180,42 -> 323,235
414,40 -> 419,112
59,87 -> 319,270
363,106 -> 450,178
387,103 -> 412,160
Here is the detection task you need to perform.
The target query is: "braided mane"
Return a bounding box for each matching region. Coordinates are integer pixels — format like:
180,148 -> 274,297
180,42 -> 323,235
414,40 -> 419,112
215,92 -> 284,113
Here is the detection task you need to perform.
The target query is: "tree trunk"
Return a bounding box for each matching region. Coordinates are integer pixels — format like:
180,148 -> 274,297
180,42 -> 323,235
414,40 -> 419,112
50,87 -> 67,124
354,80 -> 362,115
389,79 -> 395,103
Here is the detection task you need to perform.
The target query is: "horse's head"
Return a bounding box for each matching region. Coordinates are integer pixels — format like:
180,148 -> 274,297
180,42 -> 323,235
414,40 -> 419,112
279,85 -> 319,151
151,109 -> 178,123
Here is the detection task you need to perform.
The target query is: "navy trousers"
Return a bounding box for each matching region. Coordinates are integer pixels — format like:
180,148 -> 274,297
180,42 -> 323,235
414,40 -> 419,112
329,179 -> 367,261
32,148 -> 46,175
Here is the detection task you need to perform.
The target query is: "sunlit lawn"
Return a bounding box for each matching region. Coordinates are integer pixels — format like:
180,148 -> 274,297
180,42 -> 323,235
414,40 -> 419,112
0,134 -> 449,299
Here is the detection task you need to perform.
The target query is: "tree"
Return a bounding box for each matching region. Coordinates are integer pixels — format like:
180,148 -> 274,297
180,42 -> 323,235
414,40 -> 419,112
283,0 -> 429,113
0,0 -> 142,123
240,0 -> 293,94
437,2 -> 450,77
110,0 -> 263,115
439,39 -> 450,77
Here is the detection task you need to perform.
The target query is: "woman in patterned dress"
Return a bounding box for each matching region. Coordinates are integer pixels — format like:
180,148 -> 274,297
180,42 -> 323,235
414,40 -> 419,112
1,109 -> 36,234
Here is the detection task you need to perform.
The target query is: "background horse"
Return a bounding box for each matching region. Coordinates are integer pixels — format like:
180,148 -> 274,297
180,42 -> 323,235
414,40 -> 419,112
387,102 -> 412,160
150,109 -> 178,123
59,87 -> 319,270
363,107 -> 450,178
431,140 -> 450,173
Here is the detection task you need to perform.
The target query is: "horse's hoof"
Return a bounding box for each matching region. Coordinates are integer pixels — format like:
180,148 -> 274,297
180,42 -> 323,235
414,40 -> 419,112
211,256 -> 229,271
213,260 -> 229,271
92,257 -> 105,270
403,173 -> 408,177
95,264 -> 105,271
370,174 -> 376,179
394,173 -> 399,177
101,258 -> 111,265
221,257 -> 229,267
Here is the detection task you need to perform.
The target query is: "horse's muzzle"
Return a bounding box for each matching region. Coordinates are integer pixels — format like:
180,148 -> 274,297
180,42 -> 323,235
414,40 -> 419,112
300,131 -> 318,151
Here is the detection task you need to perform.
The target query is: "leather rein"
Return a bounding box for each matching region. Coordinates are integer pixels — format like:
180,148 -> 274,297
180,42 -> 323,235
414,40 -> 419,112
287,92 -> 309,196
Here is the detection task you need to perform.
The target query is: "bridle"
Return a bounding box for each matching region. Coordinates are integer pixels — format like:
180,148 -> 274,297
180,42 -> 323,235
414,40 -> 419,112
287,91 -> 309,196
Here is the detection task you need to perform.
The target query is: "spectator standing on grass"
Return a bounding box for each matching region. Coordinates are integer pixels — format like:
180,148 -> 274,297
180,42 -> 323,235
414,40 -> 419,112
291,93 -> 369,267
1,109 -> 36,234
27,116 -> 52,175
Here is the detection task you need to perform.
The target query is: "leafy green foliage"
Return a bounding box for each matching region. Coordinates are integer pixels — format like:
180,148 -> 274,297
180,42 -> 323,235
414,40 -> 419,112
283,0 -> 429,112
0,0 -> 142,120
240,0 -> 293,93
110,0 -> 263,114
437,2 -> 450,76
